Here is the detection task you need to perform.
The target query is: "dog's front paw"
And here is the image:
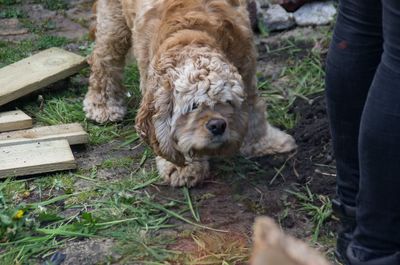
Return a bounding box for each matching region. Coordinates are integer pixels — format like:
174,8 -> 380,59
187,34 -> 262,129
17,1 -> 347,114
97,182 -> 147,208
83,93 -> 126,123
241,124 -> 297,157
156,157 -> 209,187
264,125 -> 297,154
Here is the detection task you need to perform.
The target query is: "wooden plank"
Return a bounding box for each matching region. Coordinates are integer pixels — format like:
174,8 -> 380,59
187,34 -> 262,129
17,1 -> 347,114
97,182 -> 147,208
0,123 -> 88,147
0,139 -> 76,178
0,110 -> 32,132
0,47 -> 87,106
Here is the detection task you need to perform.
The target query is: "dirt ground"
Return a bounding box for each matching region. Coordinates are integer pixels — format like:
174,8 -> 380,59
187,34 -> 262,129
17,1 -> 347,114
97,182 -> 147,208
0,1 -> 339,264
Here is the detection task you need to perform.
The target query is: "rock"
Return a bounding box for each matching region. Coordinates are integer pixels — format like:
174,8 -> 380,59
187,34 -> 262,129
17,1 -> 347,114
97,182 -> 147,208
272,0 -> 314,12
257,0 -> 271,8
259,4 -> 295,31
60,239 -> 121,265
293,1 -> 337,26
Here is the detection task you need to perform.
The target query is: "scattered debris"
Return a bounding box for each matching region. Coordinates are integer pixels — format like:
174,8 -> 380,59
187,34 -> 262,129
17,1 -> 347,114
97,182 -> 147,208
0,123 -> 89,147
0,110 -> 32,132
293,1 -> 337,26
0,139 -> 76,178
0,48 -> 87,106
44,251 -> 67,265
259,4 -> 295,31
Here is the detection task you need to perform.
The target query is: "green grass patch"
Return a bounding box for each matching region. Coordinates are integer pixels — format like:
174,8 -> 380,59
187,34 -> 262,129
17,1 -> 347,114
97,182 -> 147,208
286,185 -> 332,242
0,165 -> 209,264
0,5 -> 26,19
0,0 -> 21,5
0,36 -> 70,67
24,97 -> 129,145
100,157 -> 135,169
259,51 -> 325,129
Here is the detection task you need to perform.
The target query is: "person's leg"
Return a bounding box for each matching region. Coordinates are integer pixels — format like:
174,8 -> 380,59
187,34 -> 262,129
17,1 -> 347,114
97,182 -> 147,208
348,1 -> 400,263
326,0 -> 383,208
325,0 -> 383,262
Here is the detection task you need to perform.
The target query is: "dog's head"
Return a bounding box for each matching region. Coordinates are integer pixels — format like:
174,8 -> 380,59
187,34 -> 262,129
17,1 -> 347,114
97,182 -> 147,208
136,50 -> 248,166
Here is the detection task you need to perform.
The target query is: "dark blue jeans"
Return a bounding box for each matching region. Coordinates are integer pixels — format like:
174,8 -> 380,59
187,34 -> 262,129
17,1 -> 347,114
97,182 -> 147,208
325,0 -> 400,263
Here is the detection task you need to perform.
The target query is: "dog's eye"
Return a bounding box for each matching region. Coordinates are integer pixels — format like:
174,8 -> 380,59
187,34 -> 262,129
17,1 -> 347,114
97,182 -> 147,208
192,102 -> 198,110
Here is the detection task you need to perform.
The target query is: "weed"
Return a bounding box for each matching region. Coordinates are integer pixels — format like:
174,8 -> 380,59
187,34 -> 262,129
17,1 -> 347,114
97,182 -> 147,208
286,185 -> 332,241
0,6 -> 25,19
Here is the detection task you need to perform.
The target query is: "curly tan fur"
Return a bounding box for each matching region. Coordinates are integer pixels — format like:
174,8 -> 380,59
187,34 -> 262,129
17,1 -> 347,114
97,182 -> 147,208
85,0 -> 296,187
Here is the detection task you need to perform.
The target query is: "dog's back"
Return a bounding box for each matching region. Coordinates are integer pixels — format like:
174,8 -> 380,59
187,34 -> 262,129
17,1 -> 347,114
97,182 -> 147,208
124,0 -> 256,91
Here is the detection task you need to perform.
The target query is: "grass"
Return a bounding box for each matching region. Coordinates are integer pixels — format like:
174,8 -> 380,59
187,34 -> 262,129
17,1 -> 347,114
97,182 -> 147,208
0,5 -> 25,19
0,36 -> 70,68
0,167 -> 209,264
259,40 -> 325,130
286,185 -> 333,242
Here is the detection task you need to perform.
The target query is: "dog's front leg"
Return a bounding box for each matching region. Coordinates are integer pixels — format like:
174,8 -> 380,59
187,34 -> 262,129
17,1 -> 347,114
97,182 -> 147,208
240,96 -> 297,157
84,0 -> 131,123
156,156 -> 209,187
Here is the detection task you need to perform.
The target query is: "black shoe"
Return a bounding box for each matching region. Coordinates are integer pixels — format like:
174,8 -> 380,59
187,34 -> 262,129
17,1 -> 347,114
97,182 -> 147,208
347,242 -> 400,265
332,199 -> 356,264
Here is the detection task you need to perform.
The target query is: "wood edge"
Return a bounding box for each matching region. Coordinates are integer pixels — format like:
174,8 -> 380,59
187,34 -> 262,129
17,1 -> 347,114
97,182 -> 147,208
0,119 -> 33,133
0,59 -> 88,106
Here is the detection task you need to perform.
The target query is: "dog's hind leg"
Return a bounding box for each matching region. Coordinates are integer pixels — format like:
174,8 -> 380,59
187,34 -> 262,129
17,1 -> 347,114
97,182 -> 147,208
84,0 -> 131,123
240,94 -> 297,158
156,157 -> 209,188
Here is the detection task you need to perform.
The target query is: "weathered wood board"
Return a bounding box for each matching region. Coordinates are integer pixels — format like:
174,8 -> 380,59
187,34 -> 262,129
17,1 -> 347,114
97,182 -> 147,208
0,110 -> 32,132
0,123 -> 88,147
0,47 -> 87,106
0,139 -> 76,178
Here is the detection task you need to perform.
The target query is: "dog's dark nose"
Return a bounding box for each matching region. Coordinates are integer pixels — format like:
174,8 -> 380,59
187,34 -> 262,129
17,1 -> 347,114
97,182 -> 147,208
206,119 -> 226,135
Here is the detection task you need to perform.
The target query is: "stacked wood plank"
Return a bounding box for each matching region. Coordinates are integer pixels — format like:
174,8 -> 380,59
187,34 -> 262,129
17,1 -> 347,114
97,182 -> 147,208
0,48 -> 88,178
0,115 -> 88,178
0,140 -> 77,178
0,110 -> 32,132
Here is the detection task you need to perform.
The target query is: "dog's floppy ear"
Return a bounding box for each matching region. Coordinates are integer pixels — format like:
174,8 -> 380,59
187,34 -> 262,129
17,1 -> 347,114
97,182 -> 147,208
135,89 -> 159,151
135,78 -> 186,166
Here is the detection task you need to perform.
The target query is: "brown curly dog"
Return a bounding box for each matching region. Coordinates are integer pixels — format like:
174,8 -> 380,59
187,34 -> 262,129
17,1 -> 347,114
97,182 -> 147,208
84,0 -> 296,187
